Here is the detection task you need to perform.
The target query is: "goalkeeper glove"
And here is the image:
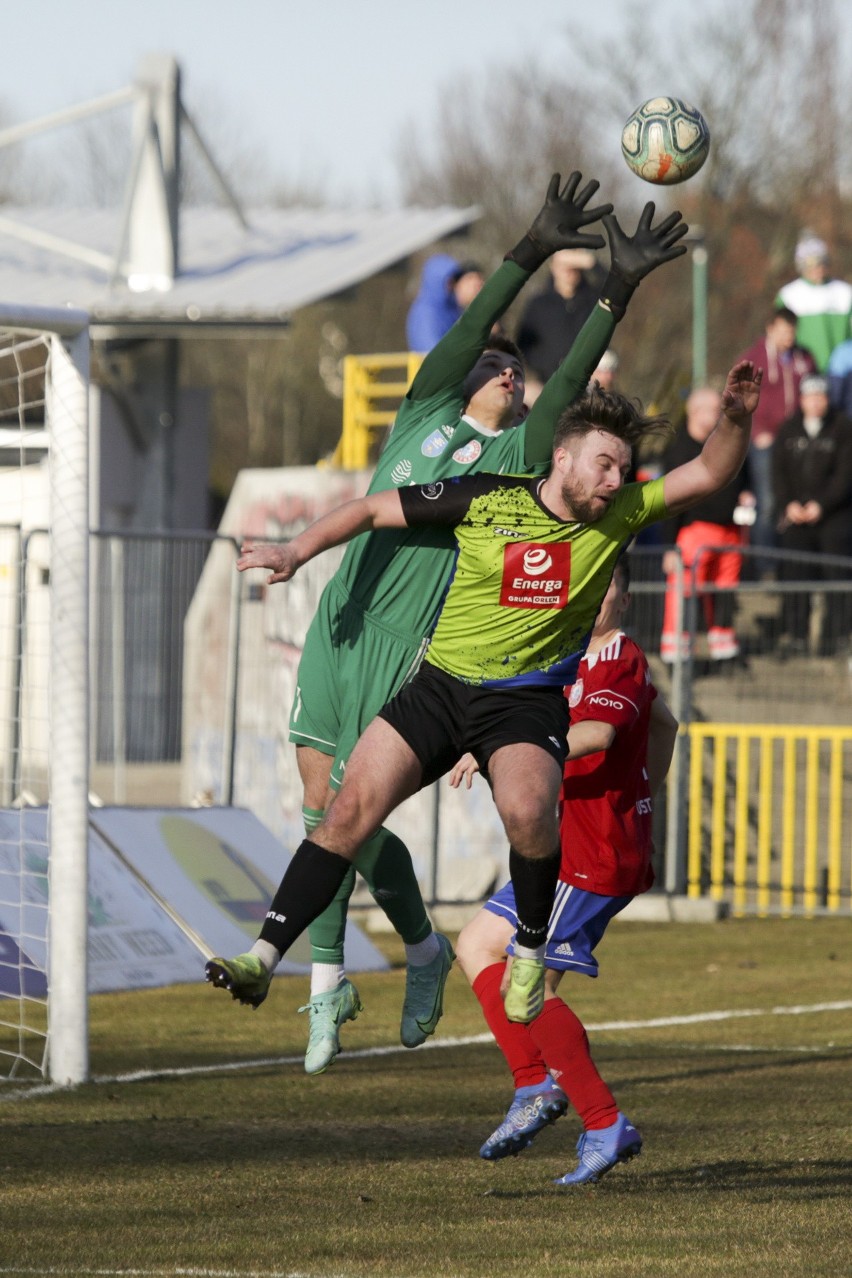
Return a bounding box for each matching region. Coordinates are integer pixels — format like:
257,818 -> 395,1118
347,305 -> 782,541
601,203 -> 689,319
507,172 -> 612,273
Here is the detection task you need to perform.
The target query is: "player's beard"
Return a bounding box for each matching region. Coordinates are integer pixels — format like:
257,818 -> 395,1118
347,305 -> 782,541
560,475 -> 610,524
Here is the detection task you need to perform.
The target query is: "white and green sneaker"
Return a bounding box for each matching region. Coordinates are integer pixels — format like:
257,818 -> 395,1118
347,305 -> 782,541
299,979 -> 363,1075
400,933 -> 455,1048
205,953 -> 272,1009
503,955 -> 545,1023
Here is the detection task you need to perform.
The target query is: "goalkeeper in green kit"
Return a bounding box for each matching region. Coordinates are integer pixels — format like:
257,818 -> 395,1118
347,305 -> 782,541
208,175 -> 688,1073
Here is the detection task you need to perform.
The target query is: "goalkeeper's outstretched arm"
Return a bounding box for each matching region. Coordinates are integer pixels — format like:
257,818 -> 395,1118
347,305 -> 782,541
408,172 -> 612,402
522,202 -> 689,468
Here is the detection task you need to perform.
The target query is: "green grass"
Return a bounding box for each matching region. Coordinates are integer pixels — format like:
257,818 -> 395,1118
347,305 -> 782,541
2,916 -> 851,1278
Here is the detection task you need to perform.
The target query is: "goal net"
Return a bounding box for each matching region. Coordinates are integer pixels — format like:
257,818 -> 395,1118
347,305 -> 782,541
0,307 -> 89,1085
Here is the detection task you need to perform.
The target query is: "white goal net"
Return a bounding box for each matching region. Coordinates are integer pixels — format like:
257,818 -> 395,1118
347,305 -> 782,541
0,308 -> 89,1085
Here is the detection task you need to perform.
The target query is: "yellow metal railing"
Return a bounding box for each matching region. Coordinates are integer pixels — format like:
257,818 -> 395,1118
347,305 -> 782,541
325,352 -> 424,470
686,723 -> 852,915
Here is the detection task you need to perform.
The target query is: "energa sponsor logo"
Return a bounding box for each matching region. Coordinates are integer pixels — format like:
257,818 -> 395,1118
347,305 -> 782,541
499,541 -> 571,608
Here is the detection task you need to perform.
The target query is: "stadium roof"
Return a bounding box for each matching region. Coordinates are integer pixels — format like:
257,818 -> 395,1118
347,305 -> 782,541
0,203 -> 481,338
0,56 -> 480,338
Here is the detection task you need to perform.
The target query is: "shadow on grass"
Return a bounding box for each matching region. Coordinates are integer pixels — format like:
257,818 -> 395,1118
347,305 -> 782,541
614,1047 -> 852,1090
640,1159 -> 852,1198
475,1158 -> 852,1201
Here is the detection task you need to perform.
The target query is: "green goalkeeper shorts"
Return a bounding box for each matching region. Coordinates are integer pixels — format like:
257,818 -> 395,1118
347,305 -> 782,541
289,576 -> 429,790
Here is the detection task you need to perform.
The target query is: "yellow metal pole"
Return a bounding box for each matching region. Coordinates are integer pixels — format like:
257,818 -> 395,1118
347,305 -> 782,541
756,734 -> 774,916
354,363 -> 372,469
827,739 -> 843,911
733,730 -> 750,914
687,727 -> 705,897
781,737 -> 797,913
711,734 -> 727,901
340,355 -> 357,470
803,737 -> 820,913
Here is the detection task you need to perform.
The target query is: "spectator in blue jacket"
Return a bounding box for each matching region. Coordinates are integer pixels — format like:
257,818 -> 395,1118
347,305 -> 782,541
406,255 -> 484,352
827,337 -> 852,417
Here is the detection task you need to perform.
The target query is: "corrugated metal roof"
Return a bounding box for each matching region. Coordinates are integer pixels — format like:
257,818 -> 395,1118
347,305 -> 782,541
0,204 -> 481,330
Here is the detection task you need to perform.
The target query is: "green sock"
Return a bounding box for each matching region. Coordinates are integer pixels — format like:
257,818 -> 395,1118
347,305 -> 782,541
354,826 -> 432,945
305,805 -> 355,965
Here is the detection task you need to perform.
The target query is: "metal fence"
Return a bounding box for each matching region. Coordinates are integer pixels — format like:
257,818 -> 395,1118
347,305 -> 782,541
6,528 -> 852,914
89,530 -> 242,803
628,541 -> 852,914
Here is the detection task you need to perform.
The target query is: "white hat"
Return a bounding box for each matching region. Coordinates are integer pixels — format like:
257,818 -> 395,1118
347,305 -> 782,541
795,235 -> 829,268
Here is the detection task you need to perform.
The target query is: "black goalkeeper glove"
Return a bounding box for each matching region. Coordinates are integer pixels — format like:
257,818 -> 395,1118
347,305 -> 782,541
600,203 -> 689,319
506,172 -> 613,273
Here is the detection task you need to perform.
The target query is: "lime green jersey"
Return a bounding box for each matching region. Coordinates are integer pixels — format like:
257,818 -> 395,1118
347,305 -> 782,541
398,473 -> 669,687
332,260 -> 616,640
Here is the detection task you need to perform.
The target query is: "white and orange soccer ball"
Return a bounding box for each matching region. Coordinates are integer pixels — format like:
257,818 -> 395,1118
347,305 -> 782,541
621,97 -> 710,185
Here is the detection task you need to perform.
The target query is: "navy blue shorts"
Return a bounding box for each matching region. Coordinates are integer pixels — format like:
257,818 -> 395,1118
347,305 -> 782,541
484,878 -> 632,975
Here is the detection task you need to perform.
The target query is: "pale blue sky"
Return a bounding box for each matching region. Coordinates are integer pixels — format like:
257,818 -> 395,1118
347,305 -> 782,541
5,0 -> 850,207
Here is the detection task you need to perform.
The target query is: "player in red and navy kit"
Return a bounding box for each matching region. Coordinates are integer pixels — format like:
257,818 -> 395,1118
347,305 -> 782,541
453,557 -> 678,1184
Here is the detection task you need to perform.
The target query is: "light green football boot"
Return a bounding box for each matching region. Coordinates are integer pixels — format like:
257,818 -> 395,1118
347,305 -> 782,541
205,953 -> 272,1009
503,956 -> 545,1024
299,979 -> 364,1075
400,933 -> 455,1048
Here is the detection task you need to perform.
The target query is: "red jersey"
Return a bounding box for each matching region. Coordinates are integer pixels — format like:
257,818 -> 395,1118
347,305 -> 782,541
559,632 -> 656,897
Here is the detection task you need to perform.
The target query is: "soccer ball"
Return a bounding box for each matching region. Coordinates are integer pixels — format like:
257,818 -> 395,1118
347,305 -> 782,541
621,97 -> 710,185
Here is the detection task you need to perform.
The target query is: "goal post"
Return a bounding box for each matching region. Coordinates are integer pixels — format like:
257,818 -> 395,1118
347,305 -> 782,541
0,306 -> 90,1086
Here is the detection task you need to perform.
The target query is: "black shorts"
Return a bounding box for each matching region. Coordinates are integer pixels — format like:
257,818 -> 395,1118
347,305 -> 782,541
378,660 -> 569,788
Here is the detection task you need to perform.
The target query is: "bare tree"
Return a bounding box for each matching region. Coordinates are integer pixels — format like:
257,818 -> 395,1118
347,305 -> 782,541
395,0 -> 852,414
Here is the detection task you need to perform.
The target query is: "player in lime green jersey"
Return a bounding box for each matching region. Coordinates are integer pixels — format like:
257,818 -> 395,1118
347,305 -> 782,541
213,359 -> 761,1028
208,186 -> 690,1068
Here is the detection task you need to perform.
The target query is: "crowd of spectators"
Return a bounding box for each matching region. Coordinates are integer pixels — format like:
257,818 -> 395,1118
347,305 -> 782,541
406,232 -> 852,661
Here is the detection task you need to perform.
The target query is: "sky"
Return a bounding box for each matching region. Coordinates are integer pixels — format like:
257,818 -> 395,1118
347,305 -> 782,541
4,1 -> 851,209
0,0 -> 722,208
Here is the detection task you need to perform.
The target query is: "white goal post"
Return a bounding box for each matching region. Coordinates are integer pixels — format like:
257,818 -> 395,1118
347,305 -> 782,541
0,305 -> 89,1086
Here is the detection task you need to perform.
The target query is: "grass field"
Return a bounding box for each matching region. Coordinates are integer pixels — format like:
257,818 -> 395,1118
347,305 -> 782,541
2,915 -> 851,1278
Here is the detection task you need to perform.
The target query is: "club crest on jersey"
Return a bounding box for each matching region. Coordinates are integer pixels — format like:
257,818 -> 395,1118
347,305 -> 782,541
500,541 -> 571,608
391,459 -> 413,485
568,678 -> 584,708
421,430 -> 449,457
452,440 -> 482,464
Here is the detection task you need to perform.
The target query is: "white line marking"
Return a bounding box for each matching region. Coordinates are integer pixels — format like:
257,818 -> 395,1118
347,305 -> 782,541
2,999 -> 849,1103
0,1270 -> 337,1277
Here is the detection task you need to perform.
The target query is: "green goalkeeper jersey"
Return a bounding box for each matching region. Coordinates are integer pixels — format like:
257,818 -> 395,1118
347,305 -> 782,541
398,472 -> 669,687
333,259 -> 616,640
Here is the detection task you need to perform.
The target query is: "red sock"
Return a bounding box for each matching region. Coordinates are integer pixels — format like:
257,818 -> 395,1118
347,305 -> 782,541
528,997 -> 618,1130
472,962 -> 547,1089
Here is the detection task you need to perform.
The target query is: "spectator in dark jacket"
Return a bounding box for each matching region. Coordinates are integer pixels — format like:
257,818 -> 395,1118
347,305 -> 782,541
659,386 -> 752,662
773,374 -> 852,654
516,248 -> 600,404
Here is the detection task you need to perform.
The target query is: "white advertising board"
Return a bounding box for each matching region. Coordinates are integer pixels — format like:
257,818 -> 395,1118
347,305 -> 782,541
0,806 -> 388,998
